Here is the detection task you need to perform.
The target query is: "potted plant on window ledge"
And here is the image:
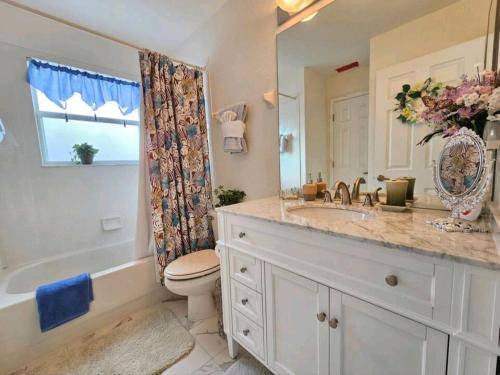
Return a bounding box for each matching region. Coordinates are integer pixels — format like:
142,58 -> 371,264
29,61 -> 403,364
72,143 -> 99,165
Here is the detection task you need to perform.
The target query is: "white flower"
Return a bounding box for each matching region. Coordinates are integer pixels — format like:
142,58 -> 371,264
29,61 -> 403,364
463,92 -> 480,107
487,114 -> 500,122
488,88 -> 500,114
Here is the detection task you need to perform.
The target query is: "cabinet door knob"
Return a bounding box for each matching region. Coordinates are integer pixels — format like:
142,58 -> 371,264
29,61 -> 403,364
240,266 -> 247,273
316,312 -> 327,322
243,329 -> 250,336
385,275 -> 398,287
239,232 -> 246,238
241,298 -> 248,305
329,318 -> 339,329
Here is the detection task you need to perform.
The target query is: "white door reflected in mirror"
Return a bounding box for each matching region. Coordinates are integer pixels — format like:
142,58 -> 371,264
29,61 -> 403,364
0,119 -> 5,144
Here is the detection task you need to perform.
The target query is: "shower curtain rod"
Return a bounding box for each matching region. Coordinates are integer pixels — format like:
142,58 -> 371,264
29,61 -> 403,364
1,0 -> 207,72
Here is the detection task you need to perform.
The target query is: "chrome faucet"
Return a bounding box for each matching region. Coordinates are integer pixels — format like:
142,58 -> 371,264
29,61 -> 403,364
351,177 -> 366,202
333,181 -> 352,205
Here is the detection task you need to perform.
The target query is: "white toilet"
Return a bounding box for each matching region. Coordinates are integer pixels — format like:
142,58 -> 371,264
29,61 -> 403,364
164,249 -> 220,321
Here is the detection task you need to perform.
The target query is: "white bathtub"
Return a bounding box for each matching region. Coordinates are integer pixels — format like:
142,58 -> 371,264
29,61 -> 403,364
0,242 -> 170,374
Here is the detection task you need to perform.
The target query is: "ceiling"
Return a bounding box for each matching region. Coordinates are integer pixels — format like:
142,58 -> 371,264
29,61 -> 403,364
7,0 -> 229,53
278,0 -> 460,78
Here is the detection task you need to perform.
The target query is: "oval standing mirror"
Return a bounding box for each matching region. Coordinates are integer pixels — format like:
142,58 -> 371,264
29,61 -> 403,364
438,133 -> 484,196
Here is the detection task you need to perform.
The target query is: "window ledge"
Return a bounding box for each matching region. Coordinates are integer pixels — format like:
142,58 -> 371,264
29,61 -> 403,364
41,161 -> 139,167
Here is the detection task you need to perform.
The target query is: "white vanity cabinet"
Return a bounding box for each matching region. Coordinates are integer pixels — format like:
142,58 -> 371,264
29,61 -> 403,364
329,290 -> 448,375
264,264 -> 447,375
265,264 -> 329,375
217,211 -> 500,375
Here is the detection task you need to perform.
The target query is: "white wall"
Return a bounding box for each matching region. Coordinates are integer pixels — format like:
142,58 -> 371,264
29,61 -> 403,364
0,2 -> 140,268
303,68 -> 329,183
175,0 -> 279,200
327,66 -> 369,101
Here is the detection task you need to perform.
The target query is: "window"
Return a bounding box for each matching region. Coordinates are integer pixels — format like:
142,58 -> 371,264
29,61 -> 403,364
28,59 -> 141,166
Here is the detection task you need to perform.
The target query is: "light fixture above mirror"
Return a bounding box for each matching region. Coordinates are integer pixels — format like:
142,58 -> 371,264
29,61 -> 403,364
276,0 -> 315,14
301,11 -> 318,22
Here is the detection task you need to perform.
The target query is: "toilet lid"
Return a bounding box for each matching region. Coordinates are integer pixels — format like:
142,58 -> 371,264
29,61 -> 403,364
164,249 -> 220,280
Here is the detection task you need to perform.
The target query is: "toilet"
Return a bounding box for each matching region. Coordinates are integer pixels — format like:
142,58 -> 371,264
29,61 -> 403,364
164,249 -> 220,321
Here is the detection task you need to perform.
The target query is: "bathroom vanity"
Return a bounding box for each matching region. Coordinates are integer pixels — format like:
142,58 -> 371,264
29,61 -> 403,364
216,198 -> 500,375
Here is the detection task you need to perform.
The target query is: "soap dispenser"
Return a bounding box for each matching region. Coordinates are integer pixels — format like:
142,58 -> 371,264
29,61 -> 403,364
316,172 -> 327,199
303,173 -> 317,201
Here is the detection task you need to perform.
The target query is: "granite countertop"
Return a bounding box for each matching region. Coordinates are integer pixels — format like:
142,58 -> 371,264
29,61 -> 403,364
217,197 -> 500,270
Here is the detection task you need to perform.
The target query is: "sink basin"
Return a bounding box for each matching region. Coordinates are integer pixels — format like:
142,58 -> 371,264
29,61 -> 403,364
287,205 -> 372,222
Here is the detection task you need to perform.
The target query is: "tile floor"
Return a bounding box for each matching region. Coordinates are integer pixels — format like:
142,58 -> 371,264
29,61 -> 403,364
163,299 -> 247,375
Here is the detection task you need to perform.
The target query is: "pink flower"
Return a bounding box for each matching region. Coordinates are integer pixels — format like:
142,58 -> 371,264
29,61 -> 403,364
443,126 -> 459,136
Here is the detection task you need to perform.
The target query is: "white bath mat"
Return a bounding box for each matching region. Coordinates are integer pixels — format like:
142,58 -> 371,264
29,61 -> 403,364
22,304 -> 194,375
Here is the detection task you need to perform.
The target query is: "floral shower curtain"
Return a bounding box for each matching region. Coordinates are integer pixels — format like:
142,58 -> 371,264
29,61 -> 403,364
139,50 -> 214,282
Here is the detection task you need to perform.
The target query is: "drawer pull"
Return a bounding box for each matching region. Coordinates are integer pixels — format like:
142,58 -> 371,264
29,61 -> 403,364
385,275 -> 398,287
240,266 -> 247,273
239,232 -> 246,238
329,318 -> 339,329
316,312 -> 326,322
241,298 -> 248,305
243,329 -> 250,336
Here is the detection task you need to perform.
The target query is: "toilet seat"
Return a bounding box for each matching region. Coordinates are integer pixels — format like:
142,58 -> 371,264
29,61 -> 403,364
164,249 -> 220,281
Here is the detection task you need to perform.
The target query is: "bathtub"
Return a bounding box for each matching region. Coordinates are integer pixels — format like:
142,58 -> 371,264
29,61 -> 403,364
0,242 -> 171,374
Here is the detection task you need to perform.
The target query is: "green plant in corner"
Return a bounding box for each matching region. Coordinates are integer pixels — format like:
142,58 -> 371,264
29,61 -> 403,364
213,185 -> 246,207
71,143 -> 99,165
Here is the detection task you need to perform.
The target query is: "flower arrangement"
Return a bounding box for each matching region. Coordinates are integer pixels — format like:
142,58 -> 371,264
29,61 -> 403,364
395,78 -> 443,124
394,70 -> 500,145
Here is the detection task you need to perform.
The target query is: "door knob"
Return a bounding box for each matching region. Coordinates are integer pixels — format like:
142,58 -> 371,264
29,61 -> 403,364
240,266 -> 247,273
329,318 -> 339,329
239,232 -> 246,238
317,312 -> 327,322
385,275 -> 398,287
243,329 -> 250,336
241,298 -> 248,305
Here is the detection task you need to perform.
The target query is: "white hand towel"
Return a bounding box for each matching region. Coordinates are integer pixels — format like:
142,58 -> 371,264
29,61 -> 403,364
221,110 -> 247,153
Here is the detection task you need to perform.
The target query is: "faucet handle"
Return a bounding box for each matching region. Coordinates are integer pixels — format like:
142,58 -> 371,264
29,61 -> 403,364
363,193 -> 374,207
323,190 -> 333,203
373,187 -> 382,203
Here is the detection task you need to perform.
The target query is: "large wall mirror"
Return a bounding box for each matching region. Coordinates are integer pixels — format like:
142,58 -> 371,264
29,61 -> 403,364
277,0 -> 497,195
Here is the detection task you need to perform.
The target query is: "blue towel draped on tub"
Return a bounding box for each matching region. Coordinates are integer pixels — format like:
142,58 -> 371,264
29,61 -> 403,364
35,273 -> 94,332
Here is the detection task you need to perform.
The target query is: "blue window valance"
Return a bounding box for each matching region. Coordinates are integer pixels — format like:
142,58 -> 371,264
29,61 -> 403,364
27,58 -> 140,115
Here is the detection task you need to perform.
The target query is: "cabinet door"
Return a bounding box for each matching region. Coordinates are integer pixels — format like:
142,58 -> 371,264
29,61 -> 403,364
448,338 -> 498,375
329,290 -> 448,375
265,264 -> 330,375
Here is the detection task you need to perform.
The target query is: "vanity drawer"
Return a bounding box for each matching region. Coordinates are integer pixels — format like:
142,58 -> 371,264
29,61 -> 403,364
227,218 -> 271,251
224,214 -> 453,323
231,279 -> 263,325
229,248 -> 262,292
232,308 -> 265,359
